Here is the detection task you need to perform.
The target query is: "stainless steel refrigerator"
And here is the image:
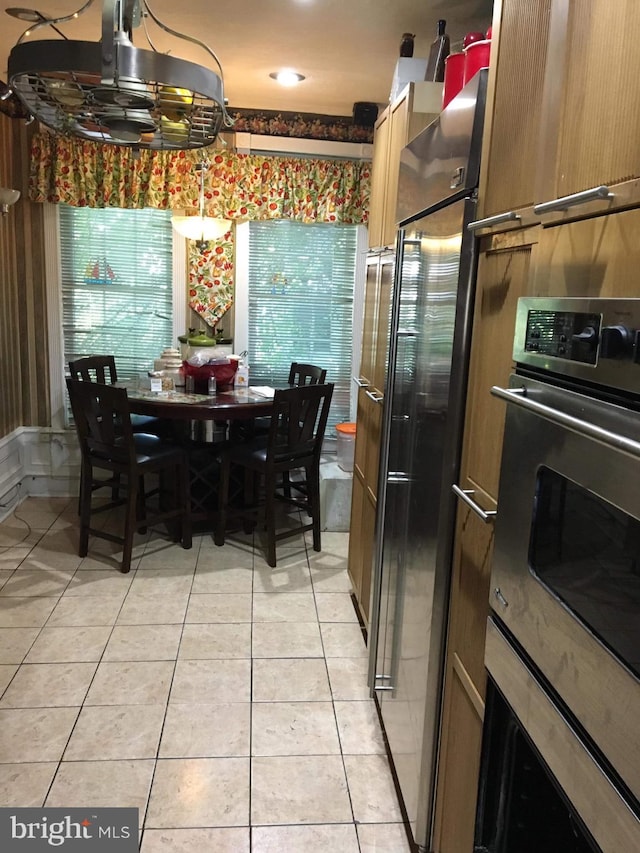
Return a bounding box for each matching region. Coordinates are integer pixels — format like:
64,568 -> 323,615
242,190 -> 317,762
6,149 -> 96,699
368,70 -> 488,852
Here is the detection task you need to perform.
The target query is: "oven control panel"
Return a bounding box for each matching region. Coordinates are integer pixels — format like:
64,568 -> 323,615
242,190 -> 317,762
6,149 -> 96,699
513,298 -> 640,394
523,310 -> 601,364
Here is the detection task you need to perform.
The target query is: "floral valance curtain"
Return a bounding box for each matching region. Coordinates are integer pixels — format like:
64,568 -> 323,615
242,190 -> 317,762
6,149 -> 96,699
29,131 -> 370,326
29,132 -> 370,224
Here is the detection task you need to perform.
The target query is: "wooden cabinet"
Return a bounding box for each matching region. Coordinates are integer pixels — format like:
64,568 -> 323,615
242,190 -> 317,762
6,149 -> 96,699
482,0 -> 640,227
481,0 -> 553,218
347,473 -> 376,626
368,83 -> 441,250
538,0 -> 640,208
433,228 -> 539,852
348,251 -> 394,625
433,504 -> 489,850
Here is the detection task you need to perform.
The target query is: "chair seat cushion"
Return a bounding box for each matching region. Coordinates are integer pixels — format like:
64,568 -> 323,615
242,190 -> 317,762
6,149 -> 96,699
131,414 -> 161,432
131,433 -> 181,465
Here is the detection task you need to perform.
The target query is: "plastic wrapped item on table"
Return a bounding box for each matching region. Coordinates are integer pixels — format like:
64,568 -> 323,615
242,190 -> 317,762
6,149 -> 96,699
182,357 -> 238,394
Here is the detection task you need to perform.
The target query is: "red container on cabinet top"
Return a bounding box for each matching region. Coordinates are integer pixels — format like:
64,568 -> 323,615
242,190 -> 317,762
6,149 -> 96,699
463,39 -> 491,84
442,52 -> 465,108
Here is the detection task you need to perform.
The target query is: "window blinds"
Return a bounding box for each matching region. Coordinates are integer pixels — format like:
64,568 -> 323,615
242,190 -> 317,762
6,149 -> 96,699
247,220 -> 357,431
59,205 -> 173,381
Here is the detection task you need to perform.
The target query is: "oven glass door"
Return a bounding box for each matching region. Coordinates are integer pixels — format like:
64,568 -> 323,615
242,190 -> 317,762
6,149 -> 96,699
491,374 -> 640,807
530,466 -> 640,680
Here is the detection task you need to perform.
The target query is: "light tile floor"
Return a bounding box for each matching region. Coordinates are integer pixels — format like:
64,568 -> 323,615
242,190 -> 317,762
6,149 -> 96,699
0,497 -> 412,852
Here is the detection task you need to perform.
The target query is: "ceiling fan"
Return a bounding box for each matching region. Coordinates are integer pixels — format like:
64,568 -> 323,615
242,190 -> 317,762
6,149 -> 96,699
6,0 -> 232,149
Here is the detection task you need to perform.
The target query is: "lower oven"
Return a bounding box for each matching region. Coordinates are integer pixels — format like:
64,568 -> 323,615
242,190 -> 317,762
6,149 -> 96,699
476,297 -> 640,852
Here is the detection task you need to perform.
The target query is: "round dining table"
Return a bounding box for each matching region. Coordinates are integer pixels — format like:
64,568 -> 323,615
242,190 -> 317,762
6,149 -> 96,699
121,384 -> 275,421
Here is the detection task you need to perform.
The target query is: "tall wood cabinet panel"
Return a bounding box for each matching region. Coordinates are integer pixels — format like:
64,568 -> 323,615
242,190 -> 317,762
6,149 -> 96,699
349,251 -> 394,625
433,229 -> 539,852
539,0 -> 640,205
368,83 -> 441,250
367,111 -> 391,251
481,0 -> 553,218
461,230 -> 539,498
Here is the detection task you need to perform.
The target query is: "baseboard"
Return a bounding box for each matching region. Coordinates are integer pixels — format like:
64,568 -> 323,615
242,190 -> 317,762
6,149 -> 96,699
0,427 -> 80,522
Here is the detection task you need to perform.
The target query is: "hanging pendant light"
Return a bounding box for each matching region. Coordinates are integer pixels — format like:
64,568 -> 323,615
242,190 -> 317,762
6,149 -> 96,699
172,161 -> 230,249
6,0 -> 233,150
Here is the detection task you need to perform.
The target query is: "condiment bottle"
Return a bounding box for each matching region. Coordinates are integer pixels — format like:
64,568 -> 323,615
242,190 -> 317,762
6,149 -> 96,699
399,32 -> 415,58
208,374 -> 217,396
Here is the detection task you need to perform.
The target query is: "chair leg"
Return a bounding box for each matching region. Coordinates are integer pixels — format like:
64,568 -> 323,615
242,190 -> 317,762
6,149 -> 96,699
265,471 -> 277,567
78,458 -> 92,557
215,456 -> 231,546
282,470 -> 292,499
307,464 -> 322,552
179,457 -> 192,550
111,473 -> 121,504
242,468 -> 256,534
77,458 -> 84,516
137,474 -> 147,534
121,478 -> 139,573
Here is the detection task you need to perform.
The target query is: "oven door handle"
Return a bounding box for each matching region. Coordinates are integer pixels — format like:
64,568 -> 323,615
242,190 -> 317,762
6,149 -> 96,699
452,484 -> 497,523
491,385 -> 640,459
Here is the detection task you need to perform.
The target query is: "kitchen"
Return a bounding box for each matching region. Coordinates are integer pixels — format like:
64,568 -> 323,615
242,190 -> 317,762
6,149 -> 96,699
2,1 -> 640,851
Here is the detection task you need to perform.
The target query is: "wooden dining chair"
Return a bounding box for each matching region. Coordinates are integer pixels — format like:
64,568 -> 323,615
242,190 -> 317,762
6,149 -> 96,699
68,355 -> 161,432
251,362 -> 327,440
215,382 -> 334,567
288,362 -> 327,386
66,378 -> 192,573
68,355 -> 165,512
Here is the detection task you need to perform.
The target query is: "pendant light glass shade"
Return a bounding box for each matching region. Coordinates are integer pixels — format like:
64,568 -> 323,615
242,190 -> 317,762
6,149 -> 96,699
172,215 -> 230,241
171,160 -> 230,245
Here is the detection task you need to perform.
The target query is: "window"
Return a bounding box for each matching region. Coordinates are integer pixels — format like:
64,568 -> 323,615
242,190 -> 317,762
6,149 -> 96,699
58,205 -> 174,382
245,220 -> 359,430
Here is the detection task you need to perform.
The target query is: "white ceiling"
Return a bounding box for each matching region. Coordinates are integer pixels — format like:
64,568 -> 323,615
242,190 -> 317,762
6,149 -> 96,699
1,0 -> 493,118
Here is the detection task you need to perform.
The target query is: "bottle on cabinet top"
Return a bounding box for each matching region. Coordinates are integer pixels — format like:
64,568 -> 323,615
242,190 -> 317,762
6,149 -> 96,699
425,19 -> 450,83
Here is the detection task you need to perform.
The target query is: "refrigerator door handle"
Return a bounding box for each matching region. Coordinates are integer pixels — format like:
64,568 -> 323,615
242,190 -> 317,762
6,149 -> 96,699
450,165 -> 465,189
452,484 -> 497,523
397,329 -> 418,337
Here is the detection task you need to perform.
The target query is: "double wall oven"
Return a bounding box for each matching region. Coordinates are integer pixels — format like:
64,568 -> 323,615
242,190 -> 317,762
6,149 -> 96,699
476,298 -> 640,852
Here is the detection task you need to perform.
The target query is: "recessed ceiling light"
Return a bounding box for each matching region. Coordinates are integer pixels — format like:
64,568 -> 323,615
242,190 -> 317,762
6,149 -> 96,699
269,69 -> 306,87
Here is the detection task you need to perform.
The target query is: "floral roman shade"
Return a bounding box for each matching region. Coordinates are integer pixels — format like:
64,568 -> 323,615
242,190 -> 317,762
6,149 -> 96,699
188,230 -> 234,327
30,132 -> 370,326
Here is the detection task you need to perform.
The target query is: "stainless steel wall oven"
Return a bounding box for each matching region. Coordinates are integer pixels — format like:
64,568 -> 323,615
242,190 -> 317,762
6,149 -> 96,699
476,298 -> 640,852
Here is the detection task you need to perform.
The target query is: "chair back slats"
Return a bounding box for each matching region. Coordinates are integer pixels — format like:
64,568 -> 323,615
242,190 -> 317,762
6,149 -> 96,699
68,355 -> 118,385
288,362 -> 327,387
66,378 -> 134,468
268,384 -> 333,464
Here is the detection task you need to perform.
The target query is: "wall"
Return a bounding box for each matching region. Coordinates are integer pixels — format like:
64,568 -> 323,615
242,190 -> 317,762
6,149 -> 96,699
0,113 -> 49,438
